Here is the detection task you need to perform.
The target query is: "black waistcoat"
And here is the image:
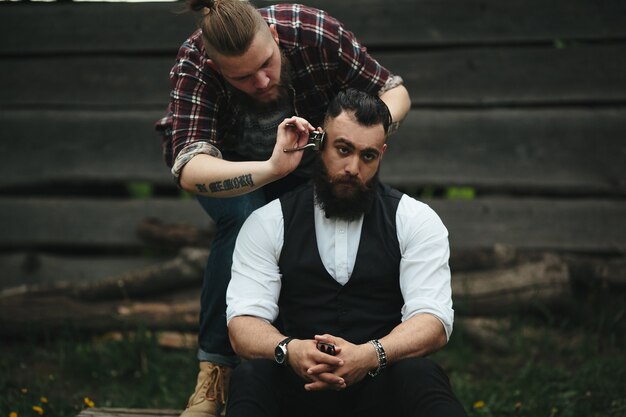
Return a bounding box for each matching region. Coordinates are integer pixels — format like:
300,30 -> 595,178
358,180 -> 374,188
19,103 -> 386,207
277,182 -> 404,344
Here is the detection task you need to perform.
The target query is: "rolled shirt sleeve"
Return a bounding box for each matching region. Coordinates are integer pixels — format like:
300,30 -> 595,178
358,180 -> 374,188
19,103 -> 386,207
396,196 -> 455,340
226,200 -> 284,324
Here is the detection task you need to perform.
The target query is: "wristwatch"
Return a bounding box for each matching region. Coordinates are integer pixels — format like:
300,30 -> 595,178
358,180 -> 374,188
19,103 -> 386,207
274,336 -> 294,365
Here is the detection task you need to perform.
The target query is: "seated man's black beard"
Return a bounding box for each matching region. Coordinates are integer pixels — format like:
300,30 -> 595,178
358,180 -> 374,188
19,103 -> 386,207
230,51 -> 293,113
313,157 -> 379,221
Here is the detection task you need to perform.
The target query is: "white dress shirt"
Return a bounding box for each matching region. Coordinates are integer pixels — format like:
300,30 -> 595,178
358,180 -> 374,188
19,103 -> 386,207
226,193 -> 455,339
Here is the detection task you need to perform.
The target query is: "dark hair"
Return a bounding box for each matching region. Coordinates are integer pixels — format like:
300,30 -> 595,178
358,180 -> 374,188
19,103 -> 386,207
324,88 -> 392,135
187,0 -> 268,57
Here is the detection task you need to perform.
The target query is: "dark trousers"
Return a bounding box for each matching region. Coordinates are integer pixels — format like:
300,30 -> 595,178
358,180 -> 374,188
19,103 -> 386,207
226,357 -> 467,417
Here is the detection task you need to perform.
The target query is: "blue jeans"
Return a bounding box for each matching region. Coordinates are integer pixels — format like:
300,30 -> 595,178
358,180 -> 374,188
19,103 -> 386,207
195,174 -> 309,367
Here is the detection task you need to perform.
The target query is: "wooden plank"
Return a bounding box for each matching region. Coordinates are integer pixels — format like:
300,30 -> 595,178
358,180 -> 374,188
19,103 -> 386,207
0,3 -> 196,55
0,197 -> 623,253
77,409 -> 180,417
77,409 -> 179,417
428,198 -> 626,254
2,44 -> 625,108
2,1 -> 626,55
0,197 -> 212,250
0,56 -> 173,109
262,0 -> 626,46
381,108 -> 626,195
0,110 -> 170,187
2,108 -> 624,195
375,44 -> 626,106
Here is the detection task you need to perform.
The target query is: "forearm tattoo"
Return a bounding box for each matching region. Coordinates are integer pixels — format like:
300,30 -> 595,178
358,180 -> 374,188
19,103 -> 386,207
196,174 -> 254,193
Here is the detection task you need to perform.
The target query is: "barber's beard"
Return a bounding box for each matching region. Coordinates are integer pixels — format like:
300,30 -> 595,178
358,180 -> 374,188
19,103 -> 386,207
313,158 -> 379,221
232,51 -> 293,113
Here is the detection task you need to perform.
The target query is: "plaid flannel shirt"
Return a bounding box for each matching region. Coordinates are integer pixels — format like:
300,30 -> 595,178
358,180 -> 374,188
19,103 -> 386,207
156,3 -> 401,176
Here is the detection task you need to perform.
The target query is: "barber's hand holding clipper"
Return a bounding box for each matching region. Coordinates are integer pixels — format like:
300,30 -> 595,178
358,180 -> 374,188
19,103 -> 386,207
268,116 -> 316,178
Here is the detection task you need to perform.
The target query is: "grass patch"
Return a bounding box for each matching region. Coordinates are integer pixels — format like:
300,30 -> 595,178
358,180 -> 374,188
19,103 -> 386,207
1,330 -> 197,417
1,291 -> 624,417
433,289 -> 626,417
435,326 -> 626,417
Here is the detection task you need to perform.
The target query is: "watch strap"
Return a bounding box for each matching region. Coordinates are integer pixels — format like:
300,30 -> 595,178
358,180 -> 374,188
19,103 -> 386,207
278,336 -> 294,348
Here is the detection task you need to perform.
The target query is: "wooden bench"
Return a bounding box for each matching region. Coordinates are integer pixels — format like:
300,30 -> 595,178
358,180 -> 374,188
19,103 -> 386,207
1,0 -> 625,334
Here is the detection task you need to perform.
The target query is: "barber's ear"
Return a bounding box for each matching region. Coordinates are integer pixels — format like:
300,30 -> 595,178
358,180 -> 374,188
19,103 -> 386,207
381,143 -> 388,157
269,24 -> 279,44
206,59 -> 220,73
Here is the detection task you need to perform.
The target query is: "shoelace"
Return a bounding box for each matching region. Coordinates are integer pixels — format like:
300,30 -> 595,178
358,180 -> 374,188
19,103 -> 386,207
204,365 -> 227,405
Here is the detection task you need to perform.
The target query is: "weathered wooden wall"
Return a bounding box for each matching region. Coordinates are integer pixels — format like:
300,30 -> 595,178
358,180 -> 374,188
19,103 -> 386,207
0,0 -> 625,335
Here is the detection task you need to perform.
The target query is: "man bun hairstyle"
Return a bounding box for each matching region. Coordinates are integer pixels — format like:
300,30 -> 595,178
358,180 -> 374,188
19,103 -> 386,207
187,0 -> 215,12
187,0 -> 268,57
325,89 -> 392,135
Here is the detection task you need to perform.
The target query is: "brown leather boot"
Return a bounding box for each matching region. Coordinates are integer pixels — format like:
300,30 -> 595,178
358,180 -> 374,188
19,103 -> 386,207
180,362 -> 232,417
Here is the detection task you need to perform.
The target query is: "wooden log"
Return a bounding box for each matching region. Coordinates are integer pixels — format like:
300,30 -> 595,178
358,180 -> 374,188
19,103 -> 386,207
567,256 -> 626,288
73,248 -> 209,300
4,254 -> 619,338
0,253 -> 169,297
449,244 -> 519,272
3,244 -> 614,303
0,289 -> 201,337
98,331 -> 197,350
153,331 -> 197,350
0,248 -> 209,300
588,258 -> 626,288
452,254 -> 572,316
0,256 -> 572,337
456,317 -> 511,352
137,219 -> 214,250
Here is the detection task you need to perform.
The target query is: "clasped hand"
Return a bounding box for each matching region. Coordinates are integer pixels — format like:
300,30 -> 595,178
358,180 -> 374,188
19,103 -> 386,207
287,334 -> 375,392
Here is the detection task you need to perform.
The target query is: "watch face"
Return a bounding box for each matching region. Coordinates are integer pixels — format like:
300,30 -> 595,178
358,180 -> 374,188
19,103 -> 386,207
274,344 -> 287,364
